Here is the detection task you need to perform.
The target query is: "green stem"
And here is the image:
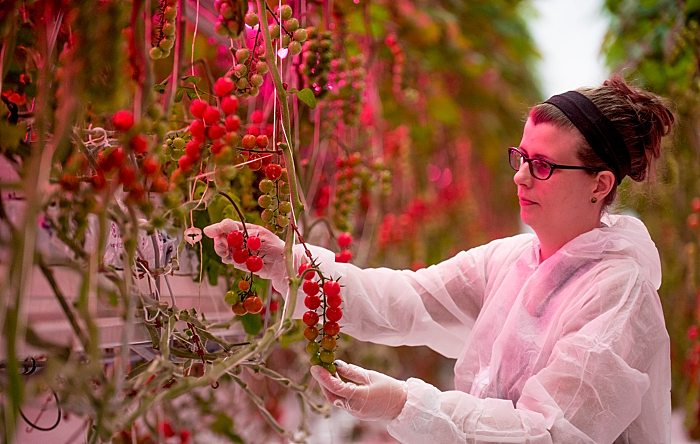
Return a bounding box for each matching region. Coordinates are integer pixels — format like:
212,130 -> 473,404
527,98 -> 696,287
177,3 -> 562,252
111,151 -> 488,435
230,374 -> 293,438
38,260 -> 91,350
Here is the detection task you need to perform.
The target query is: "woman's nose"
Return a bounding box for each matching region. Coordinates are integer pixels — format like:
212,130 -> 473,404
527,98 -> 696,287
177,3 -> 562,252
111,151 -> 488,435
513,162 -> 532,186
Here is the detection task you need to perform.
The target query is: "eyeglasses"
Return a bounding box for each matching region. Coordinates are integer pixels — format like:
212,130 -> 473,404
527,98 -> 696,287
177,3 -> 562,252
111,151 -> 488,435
508,147 -> 598,180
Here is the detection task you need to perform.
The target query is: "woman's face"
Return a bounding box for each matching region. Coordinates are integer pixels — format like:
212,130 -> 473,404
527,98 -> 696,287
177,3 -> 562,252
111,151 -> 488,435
514,118 -> 600,239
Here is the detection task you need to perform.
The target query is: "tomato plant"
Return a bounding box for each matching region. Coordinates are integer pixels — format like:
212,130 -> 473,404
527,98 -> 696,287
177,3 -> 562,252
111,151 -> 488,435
0,0 -> 539,441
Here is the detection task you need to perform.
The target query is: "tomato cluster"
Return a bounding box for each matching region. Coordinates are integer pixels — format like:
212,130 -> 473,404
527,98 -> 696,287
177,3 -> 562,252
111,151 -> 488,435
335,232 -> 353,263
224,229 -> 265,316
332,152 -> 390,231
300,263 -> 343,374
149,0 -> 177,60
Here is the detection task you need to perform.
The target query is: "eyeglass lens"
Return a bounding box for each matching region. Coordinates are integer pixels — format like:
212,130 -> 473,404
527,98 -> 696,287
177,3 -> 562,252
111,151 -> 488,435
509,149 -> 551,180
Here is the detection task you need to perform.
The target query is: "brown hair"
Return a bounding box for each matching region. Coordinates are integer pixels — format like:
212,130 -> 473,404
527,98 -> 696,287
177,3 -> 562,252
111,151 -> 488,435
529,75 -> 675,206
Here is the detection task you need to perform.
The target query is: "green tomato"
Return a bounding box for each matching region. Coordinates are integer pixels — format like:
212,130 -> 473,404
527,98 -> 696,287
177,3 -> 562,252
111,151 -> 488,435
172,137 -> 186,149
279,4 -> 293,20
261,209 -> 274,222
278,201 -> 292,214
321,362 -> 337,374
279,182 -> 290,195
250,74 -> 264,87
256,61 -> 269,74
283,18 -> 299,32
236,48 -> 250,62
258,195 -> 272,208
259,179 -> 274,193
281,34 -> 291,48
310,354 -> 322,366
288,41 -> 302,56
306,341 -> 320,355
319,350 -> 335,364
276,215 -> 289,227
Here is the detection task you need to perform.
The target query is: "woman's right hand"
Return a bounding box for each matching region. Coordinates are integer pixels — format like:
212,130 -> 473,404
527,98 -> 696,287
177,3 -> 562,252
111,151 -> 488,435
203,219 -> 287,283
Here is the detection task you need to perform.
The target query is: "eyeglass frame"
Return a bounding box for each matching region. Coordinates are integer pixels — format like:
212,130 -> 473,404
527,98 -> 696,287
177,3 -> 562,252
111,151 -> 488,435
508,147 -> 600,180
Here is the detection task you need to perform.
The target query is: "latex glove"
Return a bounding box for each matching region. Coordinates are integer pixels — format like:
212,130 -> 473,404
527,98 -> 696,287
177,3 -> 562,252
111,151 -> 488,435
311,361 -> 408,421
202,219 -> 286,282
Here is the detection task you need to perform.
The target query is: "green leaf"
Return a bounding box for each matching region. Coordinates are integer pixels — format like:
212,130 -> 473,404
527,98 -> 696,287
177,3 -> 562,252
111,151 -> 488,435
211,413 -> 243,443
207,260 -> 220,286
207,195 -> 233,225
240,312 -> 262,335
174,87 -> 185,103
0,122 -> 27,150
153,84 -> 167,94
290,87 -> 317,108
185,88 -> 198,100
181,75 -> 202,84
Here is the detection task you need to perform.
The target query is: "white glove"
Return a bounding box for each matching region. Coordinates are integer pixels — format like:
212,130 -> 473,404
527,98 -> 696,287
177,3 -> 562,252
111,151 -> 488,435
311,361 -> 408,421
202,219 -> 288,283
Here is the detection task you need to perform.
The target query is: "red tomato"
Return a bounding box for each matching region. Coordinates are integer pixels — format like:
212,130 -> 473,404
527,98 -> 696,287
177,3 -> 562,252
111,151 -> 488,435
246,255 -> 264,272
303,310 -> 319,326
322,280 -> 341,297
227,230 -> 245,248
244,296 -> 263,314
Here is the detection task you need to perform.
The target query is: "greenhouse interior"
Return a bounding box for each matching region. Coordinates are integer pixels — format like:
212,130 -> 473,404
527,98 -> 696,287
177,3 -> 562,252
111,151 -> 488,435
2,0 -> 700,443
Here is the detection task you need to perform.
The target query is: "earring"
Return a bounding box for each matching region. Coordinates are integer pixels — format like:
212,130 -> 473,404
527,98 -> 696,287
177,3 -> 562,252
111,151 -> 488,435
591,197 -> 598,204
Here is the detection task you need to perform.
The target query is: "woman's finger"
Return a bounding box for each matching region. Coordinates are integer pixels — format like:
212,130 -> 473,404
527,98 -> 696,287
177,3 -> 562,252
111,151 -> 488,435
335,361 -> 372,385
311,366 -> 357,398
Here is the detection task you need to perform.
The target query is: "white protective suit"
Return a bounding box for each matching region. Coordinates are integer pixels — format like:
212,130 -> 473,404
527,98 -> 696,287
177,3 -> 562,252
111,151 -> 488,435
293,214 -> 670,443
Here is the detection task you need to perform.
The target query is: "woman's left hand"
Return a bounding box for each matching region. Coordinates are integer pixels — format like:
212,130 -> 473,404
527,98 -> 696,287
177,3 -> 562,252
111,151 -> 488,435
311,361 -> 408,421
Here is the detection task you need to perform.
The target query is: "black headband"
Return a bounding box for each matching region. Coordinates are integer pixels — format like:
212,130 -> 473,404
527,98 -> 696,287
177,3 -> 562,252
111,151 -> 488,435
544,91 -> 630,184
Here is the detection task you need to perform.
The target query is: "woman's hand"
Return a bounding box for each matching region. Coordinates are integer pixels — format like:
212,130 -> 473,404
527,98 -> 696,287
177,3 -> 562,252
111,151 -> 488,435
203,219 -> 286,282
311,361 -> 408,421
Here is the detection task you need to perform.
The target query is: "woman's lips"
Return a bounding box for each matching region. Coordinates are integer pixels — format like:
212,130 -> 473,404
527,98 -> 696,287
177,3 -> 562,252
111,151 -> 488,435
519,197 -> 537,206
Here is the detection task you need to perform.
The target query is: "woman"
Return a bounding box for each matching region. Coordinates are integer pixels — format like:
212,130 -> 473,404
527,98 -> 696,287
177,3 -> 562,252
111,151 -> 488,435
204,76 -> 675,443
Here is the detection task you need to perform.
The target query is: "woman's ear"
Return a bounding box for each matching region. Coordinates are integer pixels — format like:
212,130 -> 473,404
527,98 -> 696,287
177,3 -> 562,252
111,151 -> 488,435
592,170 -> 616,202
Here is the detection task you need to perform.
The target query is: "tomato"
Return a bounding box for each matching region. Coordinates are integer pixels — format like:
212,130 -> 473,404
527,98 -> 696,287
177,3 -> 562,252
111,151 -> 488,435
303,310 -> 319,326
202,106 -> 220,126
242,134 -> 257,150
326,293 -> 342,308
141,156 -> 159,176
112,110 -> 134,132
225,115 -> 241,131
303,280 -> 319,296
189,99 -> 208,119
304,326 -> 319,341
208,123 -> 225,140
326,307 -> 342,322
246,255 -> 264,273
129,134 -> 149,154
320,336 -> 336,350
256,135 -> 269,148
238,280 -> 251,291
243,296 -> 263,314
227,231 -> 245,248
189,120 -> 206,141
306,341 -> 320,355
265,163 -> 283,181
214,77 -> 235,97
323,321 -> 340,336
298,263 -> 315,280
320,350 -> 334,364
304,294 -> 321,310
232,247 -> 249,264
232,302 -> 247,316
322,280 -> 340,297
246,235 -> 262,251
248,153 -> 262,171
337,232 -> 353,248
